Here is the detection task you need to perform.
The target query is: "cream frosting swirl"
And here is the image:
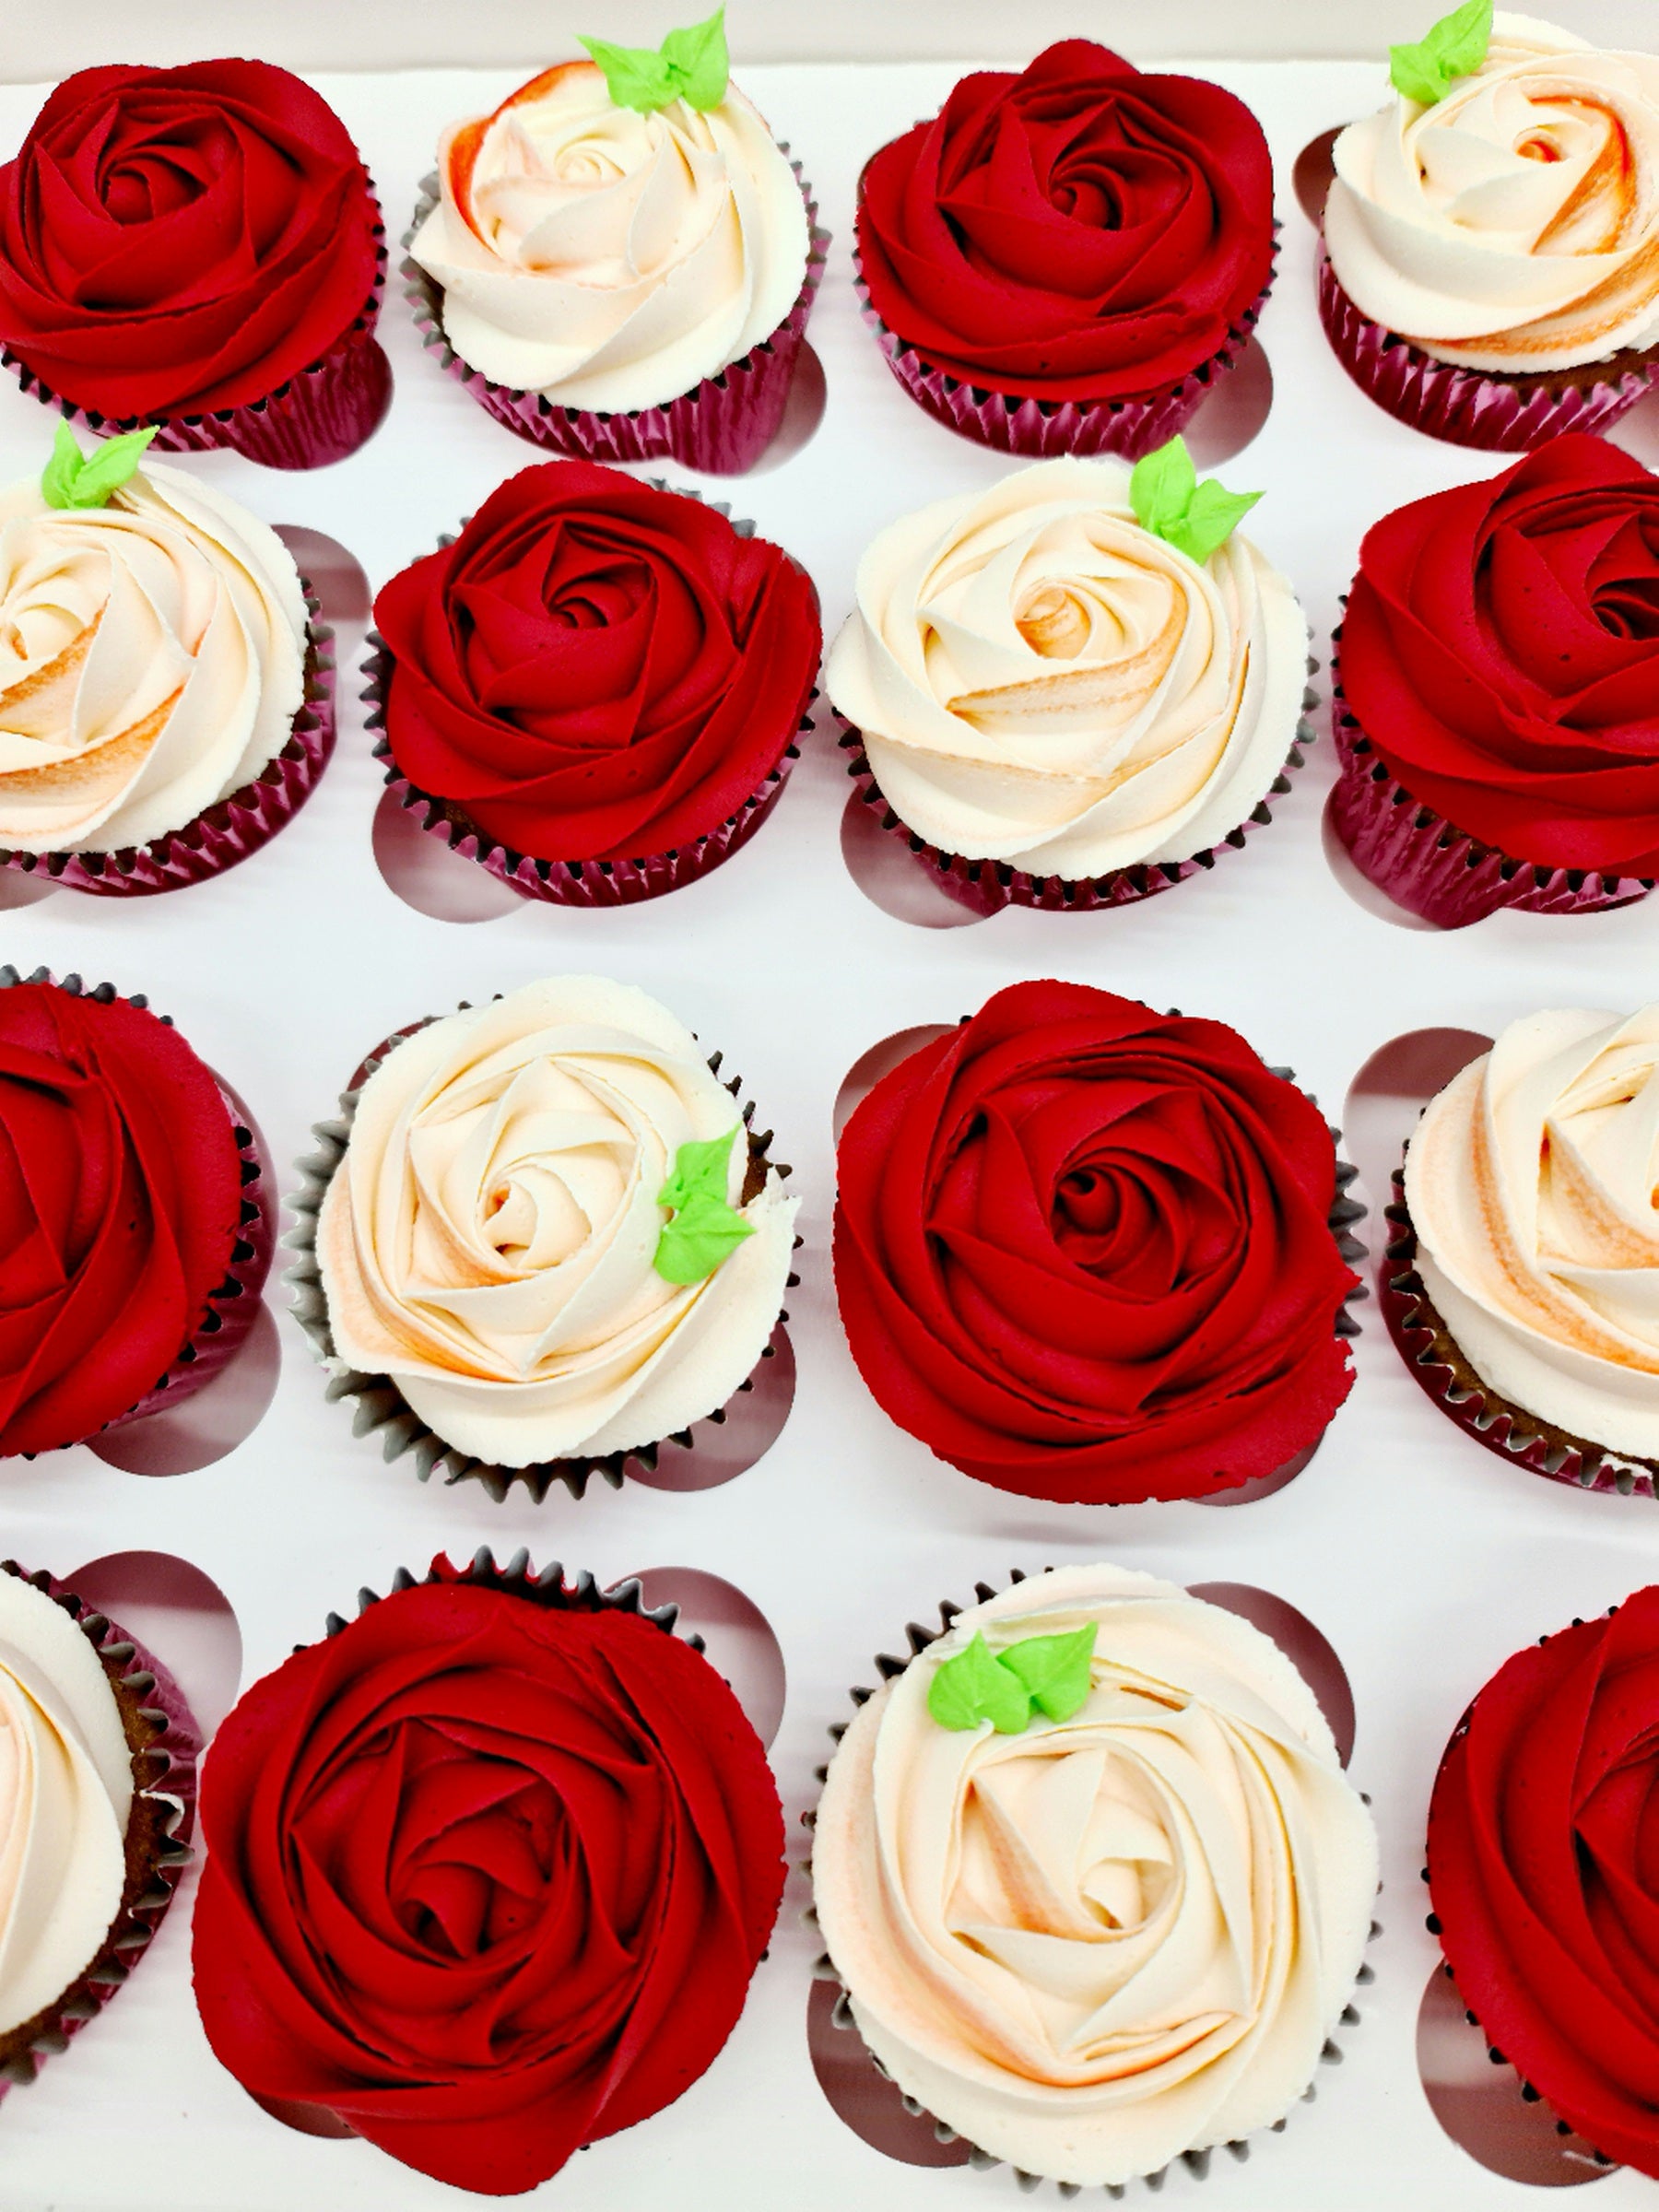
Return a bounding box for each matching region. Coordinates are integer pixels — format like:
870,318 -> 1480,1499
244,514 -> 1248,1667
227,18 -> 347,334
1326,13 -> 1659,373
0,459 -> 307,854
823,459 -> 1307,878
811,1565 -> 1378,2188
316,975 -> 797,1467
0,1572 -> 132,2038
1407,1007 -> 1659,1459
408,60 -> 809,412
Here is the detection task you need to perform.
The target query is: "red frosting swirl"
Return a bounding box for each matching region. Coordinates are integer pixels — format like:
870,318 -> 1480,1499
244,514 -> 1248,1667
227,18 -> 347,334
1340,437 -> 1659,876
373,461 -> 821,865
1429,1589 -> 1659,2175
833,981 -> 1357,1503
856,41 -> 1275,405
192,1569 -> 786,2196
0,61 -> 382,419
0,982 -> 242,1455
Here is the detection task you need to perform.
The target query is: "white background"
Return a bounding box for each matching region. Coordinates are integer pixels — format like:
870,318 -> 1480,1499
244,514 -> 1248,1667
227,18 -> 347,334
1,43 -> 1659,2212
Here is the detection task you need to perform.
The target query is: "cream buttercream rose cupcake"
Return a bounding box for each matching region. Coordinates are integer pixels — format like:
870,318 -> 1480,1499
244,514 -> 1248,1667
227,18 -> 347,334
0,1560 -> 197,2097
824,442 -> 1310,914
406,8 -> 824,474
0,426 -> 331,896
811,1565 -> 1379,2188
1384,1007 -> 1659,1495
292,975 -> 798,1500
1321,6 -> 1659,448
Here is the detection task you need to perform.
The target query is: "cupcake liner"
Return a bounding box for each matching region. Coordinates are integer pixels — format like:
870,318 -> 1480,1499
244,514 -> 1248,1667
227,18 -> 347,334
1,229 -> 390,472
1382,1165 -> 1657,1500
0,1559 -> 198,2099
0,964 -> 276,1443
1327,633 -> 1653,927
404,160 -> 829,477
324,1546 -> 702,1651
831,658 -> 1317,918
853,227 -> 1277,462
1316,247 -> 1659,453
0,590 -> 337,900
804,1570 -> 1378,2197
285,1012 -> 799,1503
363,489 -> 811,909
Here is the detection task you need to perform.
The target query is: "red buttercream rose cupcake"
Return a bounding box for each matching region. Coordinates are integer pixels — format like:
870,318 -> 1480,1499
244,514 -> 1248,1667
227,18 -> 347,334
1333,438 -> 1659,925
0,61 -> 389,469
0,969 -> 273,1455
367,460 -> 821,905
1427,1588 -> 1659,2173
834,981 -> 1363,1505
192,1551 -> 785,2196
856,41 -> 1277,459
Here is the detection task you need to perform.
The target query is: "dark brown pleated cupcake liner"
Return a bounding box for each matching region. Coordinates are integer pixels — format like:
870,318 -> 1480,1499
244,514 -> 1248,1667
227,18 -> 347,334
285,1007 -> 799,1503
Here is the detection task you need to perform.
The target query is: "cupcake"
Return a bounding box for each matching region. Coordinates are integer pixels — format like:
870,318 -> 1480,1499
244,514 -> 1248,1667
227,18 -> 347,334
1384,1006 -> 1659,1496
289,975 -> 798,1500
0,61 -> 388,468
1321,9 -> 1659,450
404,11 -> 825,475
1332,437 -> 1659,925
1427,1587 -> 1659,2172
366,460 -> 820,906
192,1549 -> 784,2194
826,446 -> 1312,915
0,1559 -> 198,2095
810,1564 -> 1379,2189
834,981 -> 1363,1504
0,429 -> 334,898
855,41 -> 1276,458
0,969 -> 273,1456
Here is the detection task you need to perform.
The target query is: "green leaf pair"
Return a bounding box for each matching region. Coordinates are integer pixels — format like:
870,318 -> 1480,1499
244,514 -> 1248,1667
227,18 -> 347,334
580,6 -> 728,114
926,1624 -> 1098,1735
1389,0 -> 1493,107
1128,436 -> 1261,568
41,423 -> 156,512
653,1124 -> 756,1285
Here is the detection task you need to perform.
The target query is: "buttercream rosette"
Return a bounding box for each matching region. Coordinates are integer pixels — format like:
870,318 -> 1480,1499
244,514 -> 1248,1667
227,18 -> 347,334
810,1565 -> 1379,2190
0,453 -> 335,897
288,975 -> 798,1500
0,1560 -> 198,2101
1331,437 -> 1659,926
1320,13 -> 1659,450
0,61 -> 389,469
404,56 -> 825,474
191,1548 -> 784,2195
1384,1006 -> 1659,1496
825,458 -> 1312,914
1427,1586 -> 1659,2174
853,42 -> 1277,460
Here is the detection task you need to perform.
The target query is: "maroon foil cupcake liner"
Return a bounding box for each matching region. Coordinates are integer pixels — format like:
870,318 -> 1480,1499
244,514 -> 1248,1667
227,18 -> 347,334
1,230 -> 389,472
1381,1166 -> 1656,1500
832,672 -> 1314,917
0,1559 -> 199,2100
0,965 -> 276,1441
285,1013 -> 798,1504
0,593 -> 337,900
404,161 -> 828,477
1316,247 -> 1658,453
1327,654 -> 1651,927
853,228 -> 1277,461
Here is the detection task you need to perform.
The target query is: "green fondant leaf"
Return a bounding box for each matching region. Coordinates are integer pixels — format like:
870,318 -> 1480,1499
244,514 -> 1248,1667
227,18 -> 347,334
928,1632 -> 1031,1735
1167,478 -> 1264,567
1389,0 -> 1493,105
41,423 -> 156,512
1128,434 -> 1260,566
998,1625 -> 1098,1722
659,1124 -> 739,1213
578,32 -> 679,112
580,7 -> 728,113
661,6 -> 728,108
653,1125 -> 754,1284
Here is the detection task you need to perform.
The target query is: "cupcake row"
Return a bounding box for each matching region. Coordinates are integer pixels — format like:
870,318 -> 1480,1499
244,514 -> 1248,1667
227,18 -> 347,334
6,425 -> 1658,924
11,1541 -> 1659,2194
7,962 -> 1654,1507
1,9 -> 1657,473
